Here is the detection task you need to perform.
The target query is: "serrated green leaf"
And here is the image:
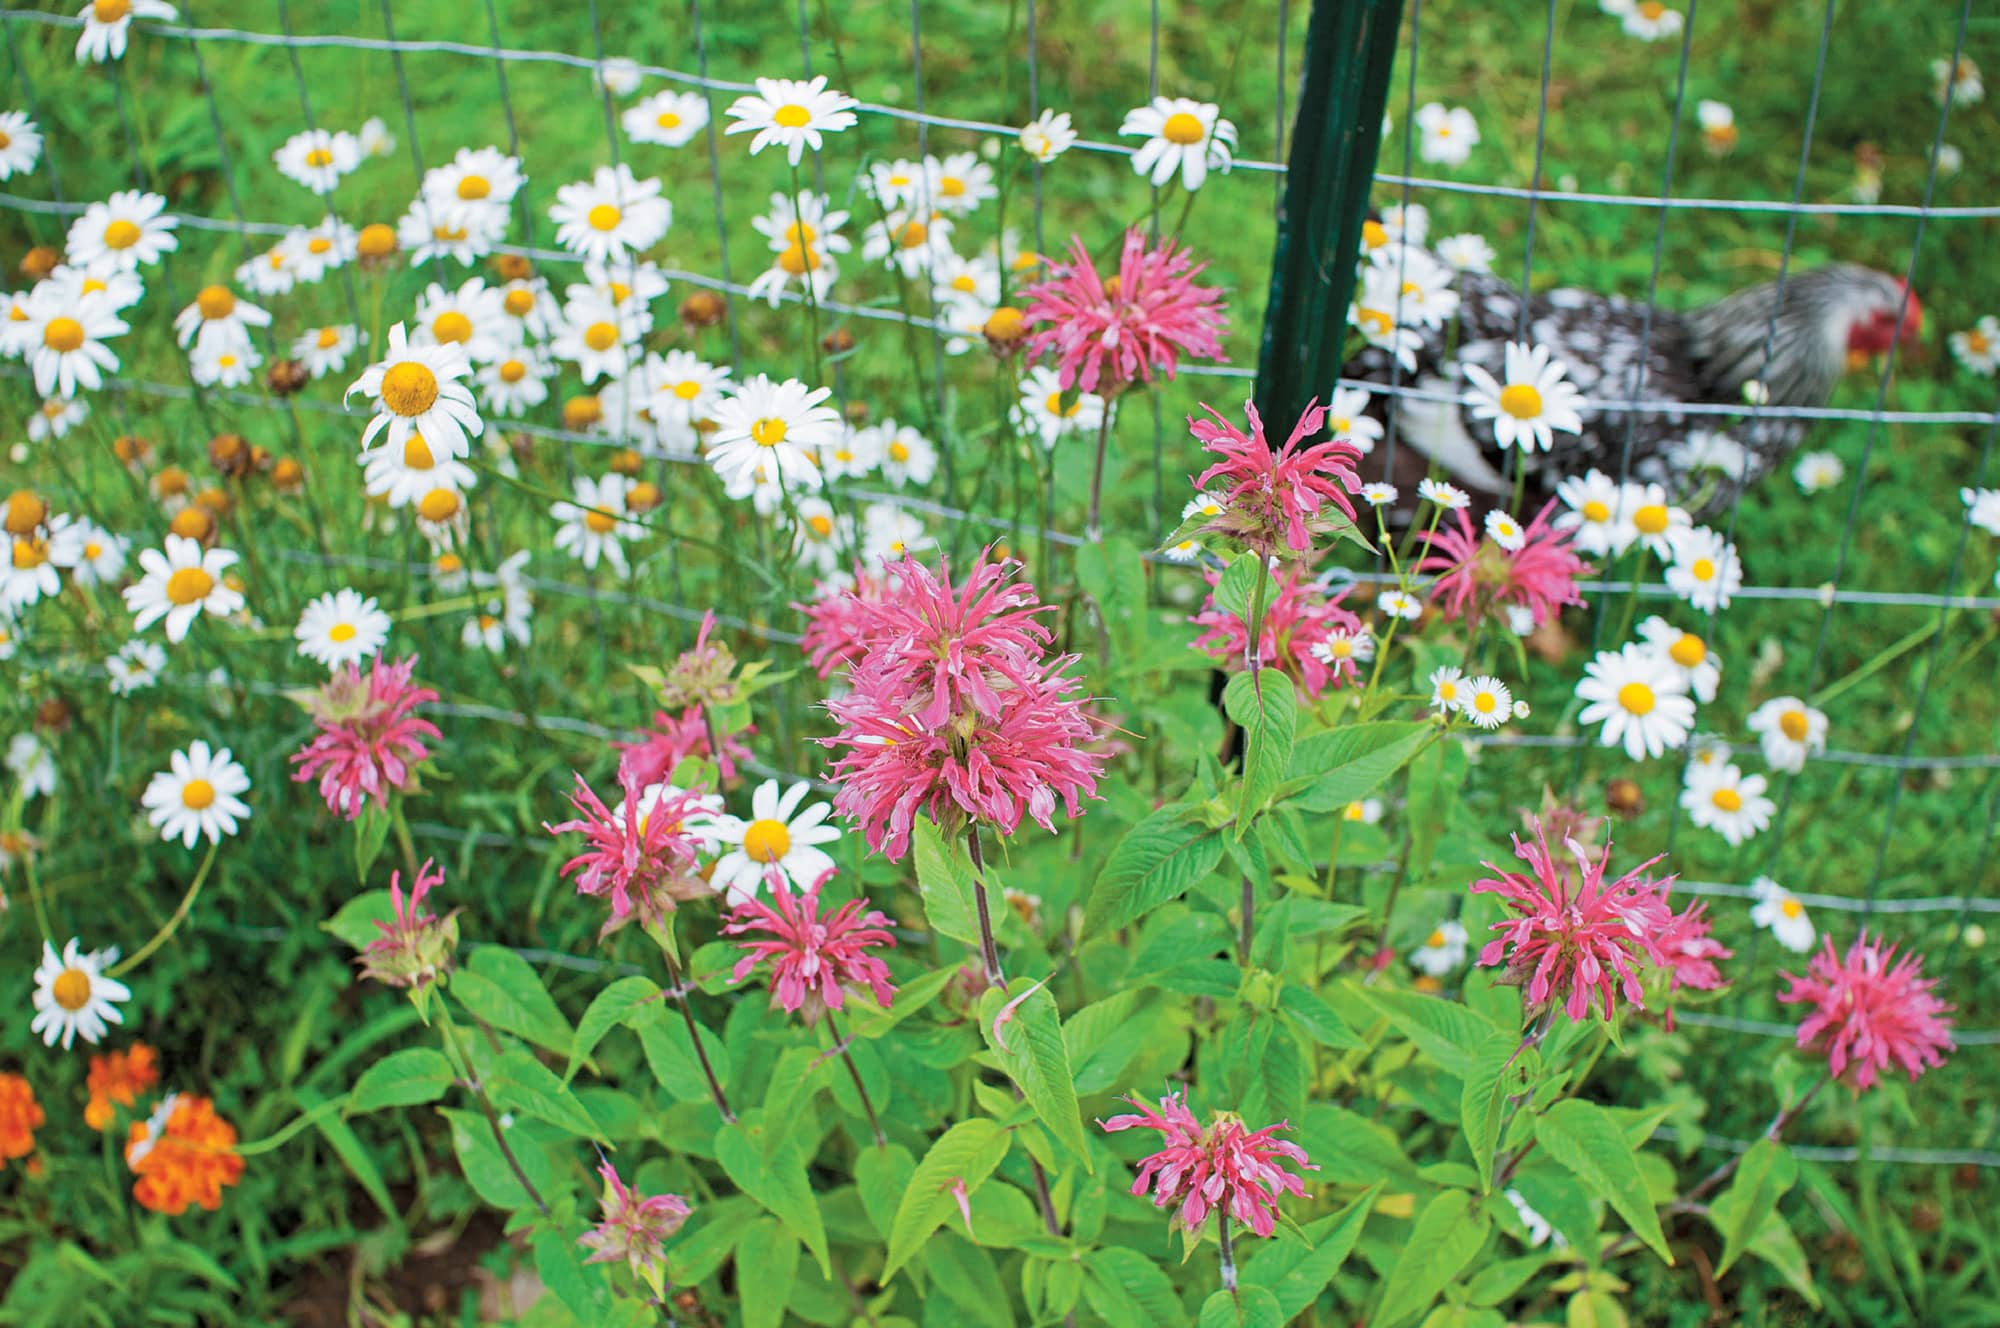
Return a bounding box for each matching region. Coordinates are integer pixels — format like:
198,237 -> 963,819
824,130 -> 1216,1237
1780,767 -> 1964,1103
1359,983 -> 1501,1078
1282,721 -> 1435,812
913,818 -> 981,945
1463,1031 -> 1535,1194
1707,1140 -> 1796,1278
454,948 -> 574,1058
1536,1100 -> 1671,1265
665,1196 -> 759,1285
489,1048 -> 606,1142
442,1107 -> 557,1212
1566,1289 -> 1629,1328
1198,1286 -> 1284,1328
346,1047 -> 455,1115
1372,1189 -> 1491,1328
1224,670 -> 1297,835
716,1118 -> 830,1278
1277,983 -> 1365,1050
1083,805 -> 1226,936
564,975 -> 660,1082
979,985 -> 1089,1166
1241,1182 -> 1381,1318
856,1143 -> 917,1240
307,1093 -> 396,1219
1745,1209 -> 1820,1309
1082,1248 -> 1189,1328
736,1218 -> 801,1328
930,1235 -> 1017,1328
632,1004 -> 733,1104
532,1222 -> 613,1324
883,1118 -> 1012,1282
1212,553 -> 1262,622
320,889 -> 393,951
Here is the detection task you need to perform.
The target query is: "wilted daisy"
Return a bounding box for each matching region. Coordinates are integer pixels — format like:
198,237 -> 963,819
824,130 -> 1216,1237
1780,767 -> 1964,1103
31,939 -> 130,1049
123,536 -> 244,643
549,164 -> 671,264
624,89 -> 708,147
1410,920 -> 1468,976
1793,450 -> 1845,495
1436,232 -> 1495,273
1377,589 -> 1424,621
1414,102 -> 1479,166
65,189 -> 177,274
295,588 -> 390,671
292,324 -> 361,378
28,396 -> 88,442
1933,55 -> 1984,107
1575,643 -> 1695,760
724,76 -> 859,164
1747,695 -> 1826,773
1696,100 -> 1737,155
1680,762 -> 1773,846
75,0 -> 177,65
272,128 -> 360,195
1750,876 -> 1816,953
106,638 -> 166,695
708,779 -> 843,904
1949,315 -> 1998,376
1663,526 -> 1741,611
0,111 -> 42,180
142,740 -> 252,848
1463,342 -> 1586,453
1014,364 -> 1106,448
708,374 -> 838,495
346,322 -> 483,461
929,151 -> 997,214
422,145 -> 525,209
172,285 -> 270,356
552,473 -> 645,576
1019,108 -> 1077,163
1416,477 -> 1469,510
6,732 -> 55,799
1636,615 -> 1721,703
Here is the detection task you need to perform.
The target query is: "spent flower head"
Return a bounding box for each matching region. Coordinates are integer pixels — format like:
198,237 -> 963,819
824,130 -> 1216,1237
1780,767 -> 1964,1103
578,1161 -> 692,1298
358,858 -> 460,997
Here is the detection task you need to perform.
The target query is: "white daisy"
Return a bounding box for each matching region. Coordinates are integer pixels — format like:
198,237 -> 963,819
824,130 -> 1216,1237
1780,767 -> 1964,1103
1949,316 -> 1999,376
421,145 -> 525,209
1377,589 -> 1424,621
1410,920 -> 1468,976
293,323 -> 361,378
550,289 -> 638,383
1552,469 -> 1633,558
1619,482 -> 1691,557
1435,232 -> 1495,273
1414,103 -> 1479,166
860,208 -> 956,280
1484,510 -> 1527,552
1680,761 -> 1773,847
1309,626 -> 1375,674
1014,365 -> 1106,449
74,0 -> 177,65
0,615 -> 17,662
272,128 -> 360,195
345,322 -> 483,461
0,111 -> 42,180
142,740 -> 251,848
1963,486 -> 2000,536
551,473 -> 644,576
396,196 -> 508,267
624,89 -> 709,147
594,56 -> 643,97
1504,605 -> 1537,637
707,374 -> 838,495
1119,96 -> 1236,191
361,431 -> 477,510
708,779 -> 842,904
1380,203 -> 1429,246
1749,876 -> 1816,953
1361,483 -> 1398,507
549,164 -> 671,264
235,238 -> 302,298
476,350 -> 554,418
1792,451 -> 1844,495
47,514 -> 124,587
1933,55 -> 1984,107
1367,243 -> 1460,330
1663,526 -> 1741,611
31,938 -> 130,1049
356,115 -> 395,158
1342,798 -> 1384,825
1325,386 -> 1384,455
1018,108 -> 1077,163
27,396 -> 87,442
1747,696 -> 1827,774
188,342 -> 257,389
1349,261 -> 1425,371
65,189 -> 176,274
1463,341 -> 1586,453
295,587 -> 391,670
6,732 -> 55,799
1,529 -> 60,614
745,238 -> 838,308
928,151 -> 998,214
106,638 -> 165,695
786,497 -> 852,576
1622,2 -> 1683,40
1685,732 -> 1732,777
412,277 -> 514,366
875,420 -> 938,487
866,158 -> 932,212
1575,643 -> 1695,760
22,283 -> 126,398
724,76 -> 860,164
1636,615 -> 1721,703
860,502 -> 932,561
1461,675 -> 1513,729
815,424 -> 880,481
1696,100 -> 1736,155
1417,477 -> 1470,510
122,535 -> 243,643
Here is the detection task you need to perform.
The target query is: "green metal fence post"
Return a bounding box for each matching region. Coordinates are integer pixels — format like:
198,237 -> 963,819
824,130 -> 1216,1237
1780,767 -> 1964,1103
1253,0 -> 1406,431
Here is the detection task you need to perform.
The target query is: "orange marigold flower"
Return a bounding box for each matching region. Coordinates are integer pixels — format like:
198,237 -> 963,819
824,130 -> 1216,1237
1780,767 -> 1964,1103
0,1072 -> 45,1167
85,1042 -> 160,1131
125,1093 -> 244,1215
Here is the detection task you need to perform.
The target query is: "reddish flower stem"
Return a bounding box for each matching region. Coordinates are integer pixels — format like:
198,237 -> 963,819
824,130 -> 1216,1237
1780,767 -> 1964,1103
823,1008 -> 886,1149
966,826 -> 1008,990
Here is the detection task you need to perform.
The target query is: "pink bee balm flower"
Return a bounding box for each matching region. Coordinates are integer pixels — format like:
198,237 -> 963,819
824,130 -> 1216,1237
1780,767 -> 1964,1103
796,566 -> 892,679
545,767 -> 718,938
1416,501 -> 1590,630
1098,1090 -> 1315,1239
577,1161 -> 691,1298
722,870 -> 897,1023
1189,399 -> 1364,558
1190,561 -> 1365,699
290,654 -> 441,820
1656,896 -> 1733,995
1021,227 -> 1226,395
358,858 -> 459,992
1471,825 -> 1675,1023
1778,931 -> 1955,1090
616,706 -> 753,788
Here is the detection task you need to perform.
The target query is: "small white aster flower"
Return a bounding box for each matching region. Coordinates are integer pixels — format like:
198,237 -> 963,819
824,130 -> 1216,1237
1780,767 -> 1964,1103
551,473 -> 645,576
1950,316 -> 1999,376
549,164 -> 671,264
928,151 -> 997,214
141,740 -> 252,848
189,342 -> 256,389
1575,643 -> 1695,760
1435,232 -> 1495,273
47,514 -> 125,587
1746,696 -> 1827,774
293,323 -> 361,378
1636,615 -> 1721,704
1749,876 -> 1816,953
1696,100 -> 1737,154
1680,761 -> 1773,847
356,115 -> 395,158
1119,97 -> 1237,191
1792,450 -> 1845,495
1361,483 -> 1398,507
65,188 -> 176,274
1163,536 -> 1204,563
1014,364 -> 1106,449
295,587 -> 391,670
1622,1 -> 1683,40
788,497 -> 851,576
860,502 -> 932,561
1410,920 -> 1468,976
1619,482 -> 1691,557
1309,626 -> 1375,673
1933,56 -> 1984,107
1414,103 -> 1479,166
1461,675 -> 1513,729
122,535 -> 243,643
31,938 -> 130,1049
624,89 -> 709,147
1417,477 -> 1470,510
28,396 -> 88,442
74,0 -> 177,66
1342,798 -> 1384,825
106,638 -> 165,695
1962,486 -> 2000,536
723,76 -> 860,165
6,732 -> 55,799
1378,589 -> 1424,621
594,56 -> 644,97
1663,526 -> 1742,612
0,110 -> 43,180
1503,605 -> 1537,637
707,779 -> 843,904
875,420 -> 937,487
1484,510 -> 1526,552
1018,108 -> 1077,163
1667,429 -> 1750,480
1463,341 -> 1586,453
1429,665 -> 1466,714
272,128 -> 361,195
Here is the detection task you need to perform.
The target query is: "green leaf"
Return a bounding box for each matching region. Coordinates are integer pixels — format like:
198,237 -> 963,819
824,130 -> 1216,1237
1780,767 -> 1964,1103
977,983 -> 1088,1163
736,1218 -> 801,1328
913,818 -> 981,945
716,1119 -> 830,1278
1535,1100 -> 1672,1265
1372,1189 -> 1491,1328
1566,1289 -> 1629,1328
1198,1288 -> 1284,1328
1359,984 -> 1501,1078
352,807 -> 393,887
1745,1209 -> 1820,1310
1707,1140 -> 1797,1277
855,1143 -> 917,1240
666,1196 -> 759,1285
1083,804 -> 1226,936
346,1047 -> 455,1115
489,1048 -> 607,1141
1224,670 -> 1297,835
1241,1182 -> 1381,1319
453,948 -> 574,1058
930,1235 -> 1018,1328
565,975 -> 660,1082
320,889 -> 393,951
532,1223 -> 613,1324
883,1118 -> 1012,1282
1462,1031 -> 1535,1194
632,1004 -> 733,1103
1212,553 -> 1262,622
1277,983 -> 1365,1050
442,1107 -> 556,1212
1282,721 -> 1434,813
307,1094 -> 397,1219
1083,1248 -> 1189,1328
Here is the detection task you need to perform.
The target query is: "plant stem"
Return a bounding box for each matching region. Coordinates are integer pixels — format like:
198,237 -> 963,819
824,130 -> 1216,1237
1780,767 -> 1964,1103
822,1008 -> 886,1148
109,840 -> 219,978
435,996 -> 550,1217
650,929 -> 736,1123
1238,875 -> 1255,969
1084,401 -> 1115,544
1243,551 -> 1271,692
965,826 -> 1008,991
1217,1212 -> 1238,1293
390,799 -> 420,881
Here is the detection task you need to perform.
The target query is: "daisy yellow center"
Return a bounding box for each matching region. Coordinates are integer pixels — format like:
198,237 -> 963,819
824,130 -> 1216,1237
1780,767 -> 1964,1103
939,175 -> 966,197
436,553 -> 464,574
1361,220 -> 1389,249
418,489 -> 460,522
95,0 -> 132,20
103,219 -> 142,250
1632,504 -> 1669,535
750,417 -> 788,447
1475,692 -> 1498,714
196,285 -> 236,319
52,968 -> 93,1012
43,318 -> 84,352
328,622 -> 357,642
432,311 -> 473,344
1638,0 -> 1665,16
1498,383 -> 1543,419
1437,681 -> 1458,702
82,541 -> 101,559
1327,639 -> 1353,658
1044,391 -> 1082,418
672,379 -> 702,400
432,224 -> 467,242
587,203 -> 622,232
456,175 -> 490,201
655,110 -> 682,128
308,236 -> 333,254
888,440 -> 911,462
1011,252 -> 1041,272
402,434 -> 435,470
181,778 -> 215,810
1779,710 -> 1810,742
499,359 -> 527,383
584,510 -> 617,534
12,538 -> 47,569
897,220 -> 928,248
951,274 -> 977,293
1780,897 -> 1804,919
1343,802 -> 1367,821
478,614 -> 498,631
1711,787 -> 1743,812
772,104 -> 813,129
1357,307 -> 1393,336
504,289 -> 535,316
316,327 -> 340,349
783,221 -> 819,246
83,278 -> 107,296
807,513 -> 834,538
743,817 -> 791,863
1161,112 -> 1206,144
305,147 -> 333,167
165,567 -> 213,605
1582,499 -> 1612,522
778,244 -> 819,275
1436,125 -> 1453,138
1691,558 -> 1716,581
1968,331 -> 1991,355
1617,681 -> 1656,715
1426,929 -> 1446,948
1494,520 -> 1519,539
380,361 -> 440,416
583,321 -> 619,352
1661,636 -> 1704,669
